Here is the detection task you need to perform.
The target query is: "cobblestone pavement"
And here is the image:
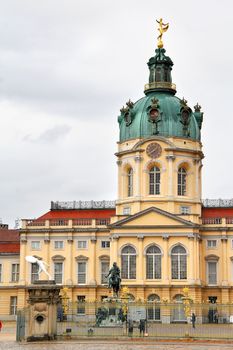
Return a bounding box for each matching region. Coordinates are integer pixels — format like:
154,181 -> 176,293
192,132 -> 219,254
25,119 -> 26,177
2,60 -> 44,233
1,341 -> 233,350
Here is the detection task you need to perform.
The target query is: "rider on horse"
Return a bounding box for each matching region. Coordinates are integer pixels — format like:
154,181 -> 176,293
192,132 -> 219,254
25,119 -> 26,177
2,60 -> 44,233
106,262 -> 121,290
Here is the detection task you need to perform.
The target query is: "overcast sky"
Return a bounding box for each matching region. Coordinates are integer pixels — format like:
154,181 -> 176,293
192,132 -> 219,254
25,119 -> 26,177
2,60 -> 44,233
0,0 -> 232,227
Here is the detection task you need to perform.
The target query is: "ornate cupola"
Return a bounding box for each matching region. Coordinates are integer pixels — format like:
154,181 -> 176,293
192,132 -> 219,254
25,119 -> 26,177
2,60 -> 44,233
115,20 -> 204,220
118,19 -> 203,143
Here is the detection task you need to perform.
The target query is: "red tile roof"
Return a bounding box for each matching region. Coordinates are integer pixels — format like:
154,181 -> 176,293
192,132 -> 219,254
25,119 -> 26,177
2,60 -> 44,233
202,207 -> 233,218
0,229 -> 20,254
37,209 -> 116,220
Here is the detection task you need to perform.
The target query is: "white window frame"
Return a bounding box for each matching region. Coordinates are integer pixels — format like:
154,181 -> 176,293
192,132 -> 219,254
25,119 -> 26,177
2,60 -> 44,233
10,296 -> 17,315
207,260 -> 218,285
54,241 -> 64,250
31,262 -> 39,283
53,262 -> 63,284
77,295 -> 86,315
123,207 -> 131,215
101,241 -> 110,249
180,206 -> 190,215
77,261 -> 87,284
77,240 -> 88,249
207,240 -> 217,249
31,241 -> 41,250
100,260 -> 110,284
11,263 -> 20,282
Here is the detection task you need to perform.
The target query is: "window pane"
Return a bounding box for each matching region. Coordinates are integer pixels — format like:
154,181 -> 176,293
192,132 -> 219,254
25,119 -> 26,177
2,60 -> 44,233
54,263 -> 63,284
10,296 -> 17,315
171,255 -> 178,279
31,263 -> 39,283
121,255 -> 129,279
101,261 -> 109,284
129,255 -> 136,279
77,296 -> 85,315
208,262 -> 217,284
12,264 -> 20,282
78,262 -> 86,284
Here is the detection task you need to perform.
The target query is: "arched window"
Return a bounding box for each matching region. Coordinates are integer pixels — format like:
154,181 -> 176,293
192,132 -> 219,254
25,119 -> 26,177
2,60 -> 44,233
171,245 -> 187,279
121,246 -> 136,279
146,245 -> 161,279
149,166 -> 160,195
147,294 -> 161,321
178,167 -> 187,196
172,294 -> 186,322
127,168 -> 133,197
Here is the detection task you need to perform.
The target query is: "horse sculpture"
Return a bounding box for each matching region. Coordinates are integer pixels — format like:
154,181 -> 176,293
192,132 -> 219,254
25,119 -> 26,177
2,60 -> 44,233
106,262 -> 121,297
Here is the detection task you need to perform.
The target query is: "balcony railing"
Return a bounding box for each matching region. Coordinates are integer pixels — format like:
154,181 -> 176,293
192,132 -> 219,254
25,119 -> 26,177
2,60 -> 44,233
73,219 -> 92,226
49,220 -> 69,226
23,218 -> 111,228
202,218 -> 222,225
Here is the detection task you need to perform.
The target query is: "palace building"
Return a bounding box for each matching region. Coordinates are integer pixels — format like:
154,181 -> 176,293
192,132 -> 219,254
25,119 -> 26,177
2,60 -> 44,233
1,25 -> 233,320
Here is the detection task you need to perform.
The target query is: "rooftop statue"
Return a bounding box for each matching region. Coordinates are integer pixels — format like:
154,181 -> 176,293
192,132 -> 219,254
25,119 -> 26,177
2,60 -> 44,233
25,256 -> 52,280
156,18 -> 169,48
106,262 -> 121,297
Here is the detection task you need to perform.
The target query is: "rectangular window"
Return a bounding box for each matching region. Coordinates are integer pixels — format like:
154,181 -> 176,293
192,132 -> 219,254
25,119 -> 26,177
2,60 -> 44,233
0,264 -> 2,282
54,262 -> 63,284
123,207 -> 131,215
31,263 -> 39,283
207,240 -> 217,249
208,261 -> 217,285
101,261 -> 109,284
54,241 -> 64,249
77,295 -> 85,315
31,241 -> 41,250
180,206 -> 190,215
11,264 -> 20,282
101,241 -> 110,249
77,240 -> 87,249
77,262 -> 86,284
10,296 -> 17,315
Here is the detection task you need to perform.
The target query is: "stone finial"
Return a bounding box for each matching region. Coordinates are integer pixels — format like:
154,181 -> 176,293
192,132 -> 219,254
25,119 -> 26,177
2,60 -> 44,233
194,103 -> 202,112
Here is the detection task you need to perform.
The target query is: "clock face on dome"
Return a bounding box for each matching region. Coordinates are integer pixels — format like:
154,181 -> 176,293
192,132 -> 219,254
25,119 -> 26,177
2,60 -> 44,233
146,142 -> 162,159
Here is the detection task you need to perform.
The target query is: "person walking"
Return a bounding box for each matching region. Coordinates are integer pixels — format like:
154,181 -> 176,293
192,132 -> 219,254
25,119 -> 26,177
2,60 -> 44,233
191,312 -> 196,329
0,320 -> 3,332
139,319 -> 146,336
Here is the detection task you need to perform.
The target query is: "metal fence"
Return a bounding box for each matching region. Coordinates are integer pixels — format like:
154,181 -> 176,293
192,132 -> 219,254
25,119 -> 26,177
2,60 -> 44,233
56,301 -> 233,340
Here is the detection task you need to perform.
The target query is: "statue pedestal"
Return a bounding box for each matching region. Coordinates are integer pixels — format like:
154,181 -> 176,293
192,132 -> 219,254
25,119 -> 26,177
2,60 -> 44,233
26,280 -> 61,342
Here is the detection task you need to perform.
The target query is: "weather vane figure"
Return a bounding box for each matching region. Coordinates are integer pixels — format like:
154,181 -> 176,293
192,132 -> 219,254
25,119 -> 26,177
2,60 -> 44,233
26,255 -> 52,280
156,18 -> 169,48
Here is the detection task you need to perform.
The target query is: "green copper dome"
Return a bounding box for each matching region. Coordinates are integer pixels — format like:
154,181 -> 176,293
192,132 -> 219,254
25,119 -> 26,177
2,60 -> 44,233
118,48 -> 203,142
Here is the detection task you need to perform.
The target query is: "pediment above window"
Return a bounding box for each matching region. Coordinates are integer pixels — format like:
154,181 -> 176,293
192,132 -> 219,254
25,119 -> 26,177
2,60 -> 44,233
99,255 -> 110,261
52,255 -> 65,261
205,254 -> 219,261
75,255 -> 89,261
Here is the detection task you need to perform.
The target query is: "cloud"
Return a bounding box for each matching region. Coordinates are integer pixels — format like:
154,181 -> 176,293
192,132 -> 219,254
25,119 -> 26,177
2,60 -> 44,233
23,124 -> 71,143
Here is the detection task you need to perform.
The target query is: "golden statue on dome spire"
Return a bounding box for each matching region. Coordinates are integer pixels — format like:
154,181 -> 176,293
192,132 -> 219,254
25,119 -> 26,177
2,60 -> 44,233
156,18 -> 169,48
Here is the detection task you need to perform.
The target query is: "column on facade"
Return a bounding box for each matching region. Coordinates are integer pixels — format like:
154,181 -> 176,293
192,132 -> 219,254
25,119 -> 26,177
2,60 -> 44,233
188,234 -> 195,284
44,232 -> 50,278
66,238 -> 73,285
137,234 -> 144,284
134,155 -> 142,199
162,234 -> 169,284
110,235 -> 119,266
116,160 -> 122,201
195,235 -> 201,285
166,155 -> 175,197
89,236 -> 97,285
19,235 -> 27,284
221,235 -> 228,286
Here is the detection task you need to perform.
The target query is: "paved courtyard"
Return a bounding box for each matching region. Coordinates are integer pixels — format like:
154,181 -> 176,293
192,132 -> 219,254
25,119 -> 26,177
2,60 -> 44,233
1,341 -> 233,350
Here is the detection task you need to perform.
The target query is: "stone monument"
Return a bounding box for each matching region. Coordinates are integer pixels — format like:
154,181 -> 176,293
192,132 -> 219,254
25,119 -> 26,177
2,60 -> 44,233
25,256 -> 61,341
